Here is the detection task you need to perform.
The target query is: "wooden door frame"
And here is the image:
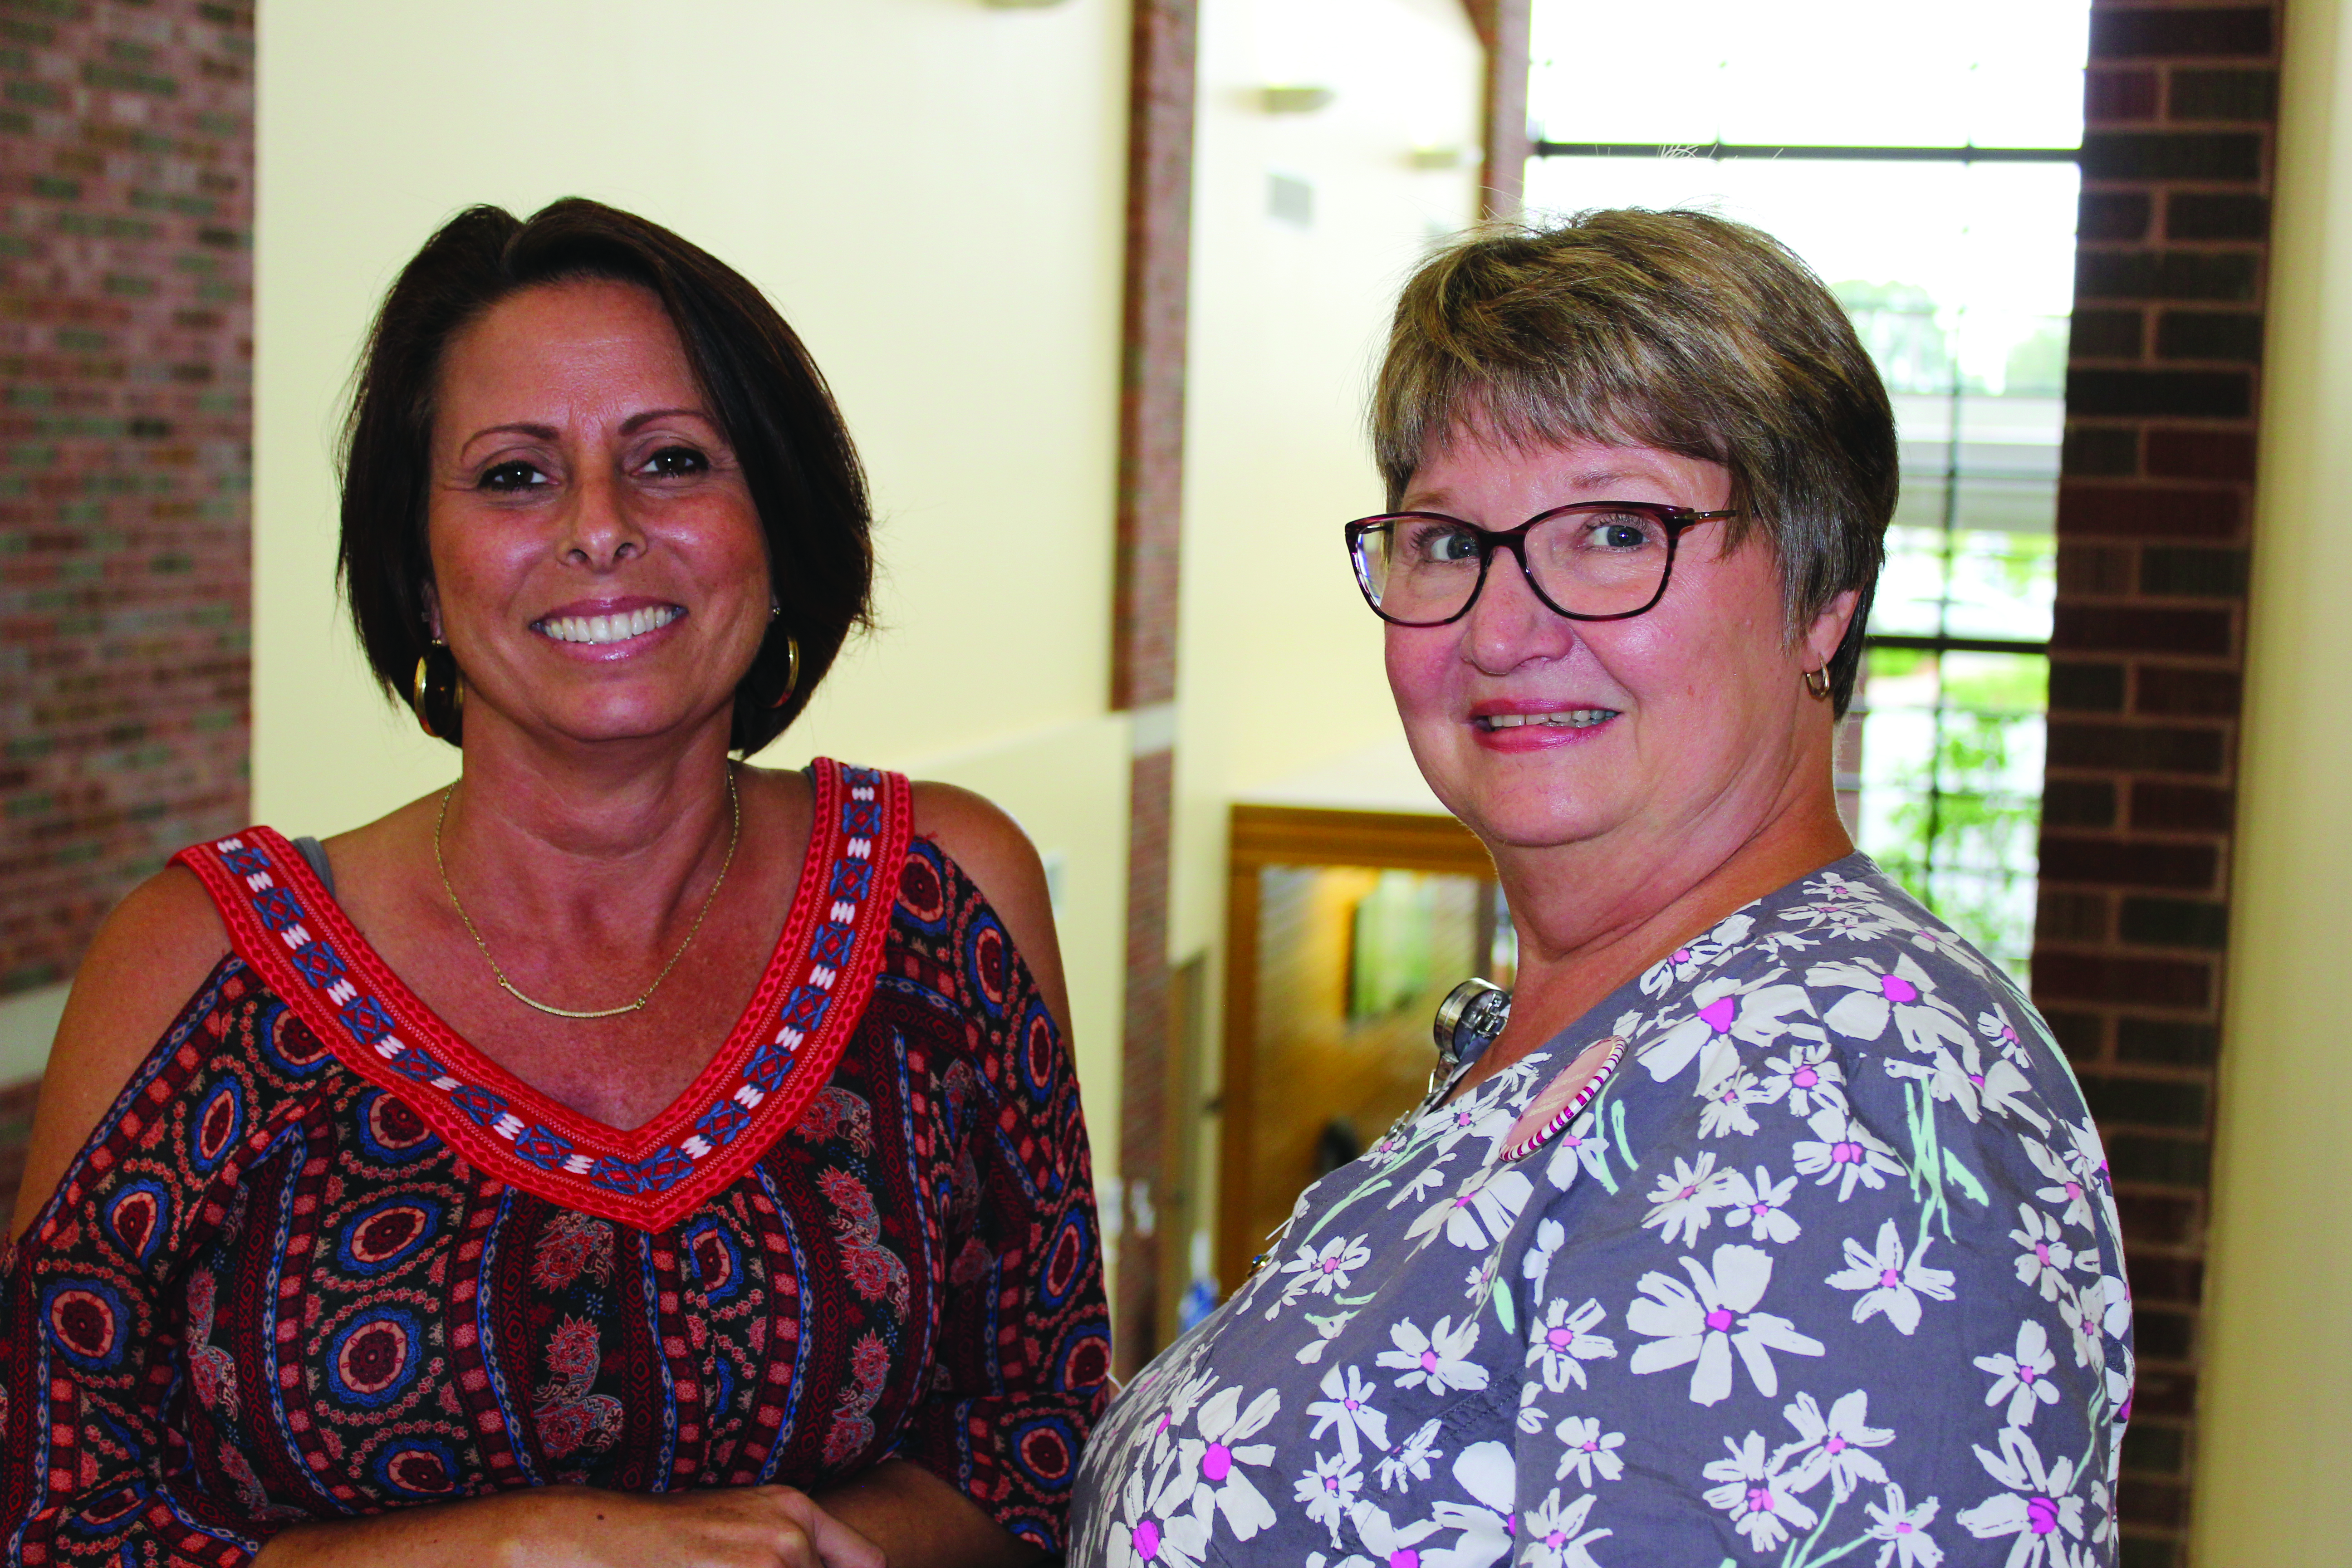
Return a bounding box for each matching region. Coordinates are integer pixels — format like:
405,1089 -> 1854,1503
1215,804 -> 1496,1287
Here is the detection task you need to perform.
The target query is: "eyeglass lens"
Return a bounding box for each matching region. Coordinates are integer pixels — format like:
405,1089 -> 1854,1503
1356,505 -> 1674,624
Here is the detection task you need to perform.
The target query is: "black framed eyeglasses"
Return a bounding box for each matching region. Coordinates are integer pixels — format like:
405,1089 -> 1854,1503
1343,501 -> 1738,627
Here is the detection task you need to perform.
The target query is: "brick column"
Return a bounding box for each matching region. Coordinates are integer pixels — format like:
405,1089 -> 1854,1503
0,2 -> 252,1002
1111,0 -> 1196,1373
2037,6 -> 2277,1562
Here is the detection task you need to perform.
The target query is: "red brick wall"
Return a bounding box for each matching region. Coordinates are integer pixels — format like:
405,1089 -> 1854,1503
0,0 -> 252,1000
2038,5 -> 2276,1562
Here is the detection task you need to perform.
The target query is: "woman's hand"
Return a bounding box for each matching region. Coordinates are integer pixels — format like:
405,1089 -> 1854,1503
254,1484 -> 884,1568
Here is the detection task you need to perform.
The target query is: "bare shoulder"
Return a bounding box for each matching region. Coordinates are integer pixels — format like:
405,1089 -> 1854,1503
10,866 -> 229,1240
908,781 -> 1073,1036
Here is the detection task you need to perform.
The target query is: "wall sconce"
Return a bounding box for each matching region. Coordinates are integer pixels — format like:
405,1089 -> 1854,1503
1260,85 -> 1336,114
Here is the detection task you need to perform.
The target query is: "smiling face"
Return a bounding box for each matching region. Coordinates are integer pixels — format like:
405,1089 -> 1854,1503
1385,428 -> 1852,864
424,278 -> 772,752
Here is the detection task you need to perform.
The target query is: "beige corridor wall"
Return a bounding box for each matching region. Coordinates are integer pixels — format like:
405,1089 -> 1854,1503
1166,0 -> 1482,1284
254,2 -> 1133,1172
2192,0 -> 2352,1552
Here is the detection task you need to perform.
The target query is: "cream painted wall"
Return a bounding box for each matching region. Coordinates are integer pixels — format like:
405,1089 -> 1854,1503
254,2 -> 1133,1169
1170,0 -> 1480,962
1165,0 -> 1481,1286
2192,0 -> 2352,1552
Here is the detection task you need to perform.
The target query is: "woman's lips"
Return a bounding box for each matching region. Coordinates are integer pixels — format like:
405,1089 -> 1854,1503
531,603 -> 685,647
1469,705 -> 1621,750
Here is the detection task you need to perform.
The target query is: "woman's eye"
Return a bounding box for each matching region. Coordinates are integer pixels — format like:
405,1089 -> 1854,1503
1407,525 -> 1480,564
638,445 -> 709,478
479,460 -> 548,492
1584,516 -> 1659,550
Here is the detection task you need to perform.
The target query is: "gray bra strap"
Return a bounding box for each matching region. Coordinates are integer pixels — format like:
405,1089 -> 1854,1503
291,835 -> 338,900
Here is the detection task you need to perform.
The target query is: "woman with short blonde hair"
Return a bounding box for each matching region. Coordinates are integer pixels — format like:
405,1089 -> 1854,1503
1072,210 -> 2129,1566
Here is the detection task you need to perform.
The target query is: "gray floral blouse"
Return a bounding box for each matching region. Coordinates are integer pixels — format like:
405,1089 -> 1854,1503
1071,857 -> 2130,1568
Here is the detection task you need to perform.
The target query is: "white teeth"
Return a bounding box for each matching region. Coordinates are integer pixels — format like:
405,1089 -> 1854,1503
1480,709 -> 1616,730
535,605 -> 684,645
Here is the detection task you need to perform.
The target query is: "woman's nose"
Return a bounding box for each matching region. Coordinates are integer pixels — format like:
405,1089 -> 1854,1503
1463,548 -> 1581,673
557,466 -> 646,568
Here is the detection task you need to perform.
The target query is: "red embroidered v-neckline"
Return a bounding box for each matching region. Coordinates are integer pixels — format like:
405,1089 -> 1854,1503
173,759 -> 914,1231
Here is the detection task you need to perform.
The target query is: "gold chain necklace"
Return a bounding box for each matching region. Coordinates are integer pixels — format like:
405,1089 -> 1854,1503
432,766 -> 741,1020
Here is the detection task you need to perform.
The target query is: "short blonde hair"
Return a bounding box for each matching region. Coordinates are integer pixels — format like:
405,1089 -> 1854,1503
1370,208 -> 1897,713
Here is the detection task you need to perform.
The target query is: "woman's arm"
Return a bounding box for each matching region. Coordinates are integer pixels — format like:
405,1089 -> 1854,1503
909,782 -> 1073,1035
9,865 -> 227,1240
817,1461 -> 1043,1568
250,1485 -> 882,1568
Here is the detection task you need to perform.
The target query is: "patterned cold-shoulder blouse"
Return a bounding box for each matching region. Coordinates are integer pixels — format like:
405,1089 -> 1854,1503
1072,856 -> 2131,1568
1,760 -> 1110,1565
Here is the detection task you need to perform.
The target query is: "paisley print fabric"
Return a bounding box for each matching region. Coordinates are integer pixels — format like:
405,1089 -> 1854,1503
1072,856 -> 2131,1568
0,764 -> 1109,1565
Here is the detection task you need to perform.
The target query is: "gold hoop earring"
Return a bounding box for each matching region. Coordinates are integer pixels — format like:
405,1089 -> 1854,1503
768,632 -> 801,710
413,642 -> 463,738
1803,666 -> 1833,701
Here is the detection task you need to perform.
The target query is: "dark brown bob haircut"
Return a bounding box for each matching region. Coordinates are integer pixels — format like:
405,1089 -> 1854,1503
340,197 -> 872,752
1371,208 -> 1896,715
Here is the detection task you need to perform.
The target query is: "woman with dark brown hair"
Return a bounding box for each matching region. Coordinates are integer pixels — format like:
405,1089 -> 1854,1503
2,199 -> 1108,1567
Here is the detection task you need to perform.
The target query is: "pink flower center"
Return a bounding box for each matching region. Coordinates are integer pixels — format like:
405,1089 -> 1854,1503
1132,1519 -> 1162,1560
2003,1026 -> 2020,1043
1826,1435 -> 1847,1454
1896,1522 -> 1914,1534
1704,1307 -> 1735,1333
1322,1256 -> 1342,1274
1203,1442 -> 1231,1482
2035,1242 -> 2052,1264
1792,1067 -> 1819,1088
1879,1268 -> 1902,1289
1751,1203 -> 1771,1219
1582,1439 -> 1600,1453
1880,974 -> 1919,1004
1345,1398 -> 1359,1412
1548,1327 -> 1574,1348
2019,1366 -> 2038,1382
1323,1475 -> 1341,1493
1832,1140 -> 1864,1164
2027,1496 -> 2060,1535
1745,1485 -> 1774,1514
1545,1530 -> 1567,1547
2065,1181 -> 2083,1202
1700,996 -> 1738,1033
1969,1073 -> 1986,1086
1390,1553 -> 1420,1568
1677,1184 -> 1698,1200
1420,1349 -> 1440,1371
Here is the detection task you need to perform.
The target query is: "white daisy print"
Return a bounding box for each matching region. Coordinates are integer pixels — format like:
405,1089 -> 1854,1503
1295,1450 -> 1364,1546
1826,1221 -> 1958,1335
1375,1418 -> 1442,1494
1866,1482 -> 1946,1568
1552,1415 -> 1627,1487
1701,1430 -> 1819,1552
1627,1244 -> 1826,1405
1306,1364 -> 1390,1461
1272,1234 -> 1374,1317
1975,1319 -> 2063,1428
1778,1388 -> 1894,1500
1642,1152 -> 1737,1247
1957,1426 -> 2086,1568
1519,1487 -> 1611,1568
1181,1384 -> 1282,1540
1377,1314 -> 1488,1395
2009,1205 -> 2078,1300
1721,1164 -> 1803,1245
1792,1106 -> 1908,1200
1757,1039 -> 1849,1117
1525,1296 -> 1617,1393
